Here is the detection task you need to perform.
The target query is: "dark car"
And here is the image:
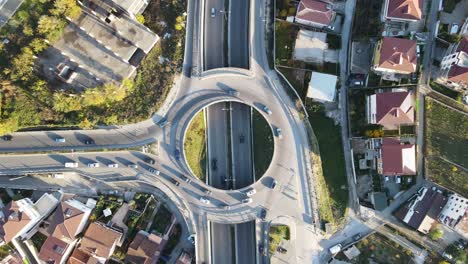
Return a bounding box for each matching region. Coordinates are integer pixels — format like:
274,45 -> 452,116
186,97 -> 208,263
84,139 -> 95,145
145,158 -> 155,165
171,178 -> 180,186
211,159 -> 217,171
182,175 -> 191,183
174,149 -> 181,160
239,134 -> 245,143
2,135 -> 12,141
270,179 -> 278,189
353,233 -> 362,241
277,247 -> 287,254
258,244 -> 265,255
260,209 -> 267,220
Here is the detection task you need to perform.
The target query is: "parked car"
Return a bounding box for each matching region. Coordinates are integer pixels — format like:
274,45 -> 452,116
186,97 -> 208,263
450,23 -> 459,34
246,189 -> 256,197
211,159 -> 217,170
211,7 -> 216,17
270,179 -> 278,189
87,162 -> 99,168
277,247 -> 287,254
55,137 -> 66,143
275,128 -> 283,139
183,175 -> 192,183
200,197 -> 210,204
51,173 -> 65,179
145,158 -> 155,165
242,198 -> 253,204
107,163 -> 119,168
158,118 -> 168,128
263,105 -> 272,115
396,176 -> 401,184
174,149 -> 181,160
228,89 -> 239,96
258,244 -> 265,255
353,233 -> 362,241
329,244 -> 342,254
65,162 -> 78,168
128,163 -> 138,168
1,135 -> 12,141
384,176 -> 389,182
171,178 -> 180,186
84,139 -> 94,145
147,167 -> 160,175
260,208 -> 267,220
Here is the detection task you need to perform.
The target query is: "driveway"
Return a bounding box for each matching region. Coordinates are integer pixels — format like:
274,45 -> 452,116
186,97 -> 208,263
440,0 -> 468,25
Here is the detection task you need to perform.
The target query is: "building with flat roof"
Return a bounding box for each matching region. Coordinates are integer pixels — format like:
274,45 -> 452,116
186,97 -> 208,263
382,0 -> 423,22
439,193 -> 468,228
295,0 -> 335,28
438,37 -> 468,92
306,71 -> 337,102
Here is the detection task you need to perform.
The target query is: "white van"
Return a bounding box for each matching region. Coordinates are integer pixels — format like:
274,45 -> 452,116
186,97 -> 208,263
64,162 -> 78,168
329,244 -> 342,254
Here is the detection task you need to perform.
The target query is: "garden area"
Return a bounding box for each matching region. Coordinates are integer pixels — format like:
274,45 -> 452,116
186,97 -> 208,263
307,103 -> 348,227
269,225 -> 290,254
429,81 -> 463,101
425,97 -> 468,196
0,243 -> 14,261
0,0 -> 187,135
348,233 -> 413,263
89,195 -> 122,223
150,205 -> 173,235
352,0 -> 383,40
443,0 -> 462,13
252,110 -> 274,179
184,110 -> 206,181
30,232 -> 48,251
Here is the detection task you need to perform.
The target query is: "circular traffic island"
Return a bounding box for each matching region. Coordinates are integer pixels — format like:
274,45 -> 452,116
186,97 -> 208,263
183,101 -> 274,190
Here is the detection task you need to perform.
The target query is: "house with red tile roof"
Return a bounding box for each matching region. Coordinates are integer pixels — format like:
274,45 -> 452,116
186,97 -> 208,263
38,199 -> 94,264
125,231 -> 166,264
68,222 -> 122,264
378,138 -> 416,176
366,91 -> 415,130
382,0 -> 423,22
373,37 -> 417,79
295,0 -> 335,28
0,194 -> 58,245
438,37 -> 468,92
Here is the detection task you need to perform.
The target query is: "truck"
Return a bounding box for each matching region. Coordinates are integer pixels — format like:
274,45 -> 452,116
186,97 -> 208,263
329,244 -> 342,255
64,162 -> 78,168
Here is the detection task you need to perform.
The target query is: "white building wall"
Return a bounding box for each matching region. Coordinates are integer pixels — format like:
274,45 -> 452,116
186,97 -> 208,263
439,193 -> 468,227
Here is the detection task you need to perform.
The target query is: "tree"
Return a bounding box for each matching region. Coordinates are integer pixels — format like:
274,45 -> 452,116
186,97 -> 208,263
428,226 -> 443,240
51,0 -> 81,19
37,15 -> 66,42
8,47 -> 35,81
30,38 -> 48,54
0,118 -> 19,135
53,93 -> 82,112
136,14 -> 145,24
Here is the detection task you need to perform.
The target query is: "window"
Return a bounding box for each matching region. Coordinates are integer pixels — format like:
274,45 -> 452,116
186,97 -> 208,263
53,245 -> 65,254
64,208 -> 73,217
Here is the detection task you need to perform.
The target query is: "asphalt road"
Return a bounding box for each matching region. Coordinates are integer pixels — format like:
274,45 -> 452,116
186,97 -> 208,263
211,222 -> 234,264
0,0 -> 24,28
204,0 -> 225,70
235,221 -> 256,264
231,102 -> 254,189
206,102 -> 230,189
229,0 -> 250,68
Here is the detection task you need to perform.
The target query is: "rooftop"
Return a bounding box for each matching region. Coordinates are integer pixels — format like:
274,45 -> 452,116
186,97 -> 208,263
38,236 -> 70,264
374,91 -> 414,129
376,37 -> 417,73
0,200 -> 34,244
125,231 -> 165,264
381,138 -> 416,176
386,0 -> 423,21
448,37 -> 468,85
296,0 -> 334,26
78,222 -> 122,259
307,71 -> 337,102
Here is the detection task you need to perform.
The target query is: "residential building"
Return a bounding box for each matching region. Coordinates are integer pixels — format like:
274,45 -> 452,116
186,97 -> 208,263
292,30 -> 338,64
306,72 -> 338,102
366,91 -> 415,130
438,37 -> 468,91
0,193 -> 58,245
295,0 -> 335,28
372,37 -> 417,80
111,0 -> 148,17
395,187 -> 447,234
439,193 -> 468,228
382,0 -> 423,22
38,199 -> 94,264
125,231 -> 165,264
377,138 -> 416,176
176,251 -> 193,264
69,222 -> 122,263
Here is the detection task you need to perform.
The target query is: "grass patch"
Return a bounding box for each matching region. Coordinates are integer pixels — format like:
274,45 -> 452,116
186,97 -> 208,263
275,20 -> 298,63
0,243 -> 14,261
89,195 -> 122,223
278,67 -> 307,100
150,205 -> 172,234
252,110 -> 274,179
184,110 -> 206,181
425,97 -> 468,196
352,0 -> 383,40
326,34 -> 341,49
429,81 -> 462,101
443,0 -> 462,12
351,233 -> 413,263
307,104 -> 348,226
269,225 -> 290,253
30,232 -> 47,251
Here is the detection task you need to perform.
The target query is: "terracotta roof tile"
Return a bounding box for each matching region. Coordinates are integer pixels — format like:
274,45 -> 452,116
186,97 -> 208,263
78,222 -> 122,259
38,236 -> 70,264
377,37 -> 417,73
125,231 -> 165,264
386,0 -> 423,20
375,91 -> 414,129
48,202 -> 85,241
381,138 -> 416,175
0,201 -> 32,244
296,0 -> 334,25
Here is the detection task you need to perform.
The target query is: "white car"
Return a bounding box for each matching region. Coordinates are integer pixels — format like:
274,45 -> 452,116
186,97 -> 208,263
242,198 -> 253,204
200,197 -> 210,204
211,8 -> 216,17
246,189 -> 256,197
396,176 -> 401,184
276,128 -> 283,139
128,163 -> 138,168
263,105 -> 272,115
87,162 -> 99,168
107,163 -> 119,168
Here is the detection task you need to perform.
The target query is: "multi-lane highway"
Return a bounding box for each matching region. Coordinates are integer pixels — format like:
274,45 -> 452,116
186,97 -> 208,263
0,0 -> 321,263
204,0 -> 225,70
